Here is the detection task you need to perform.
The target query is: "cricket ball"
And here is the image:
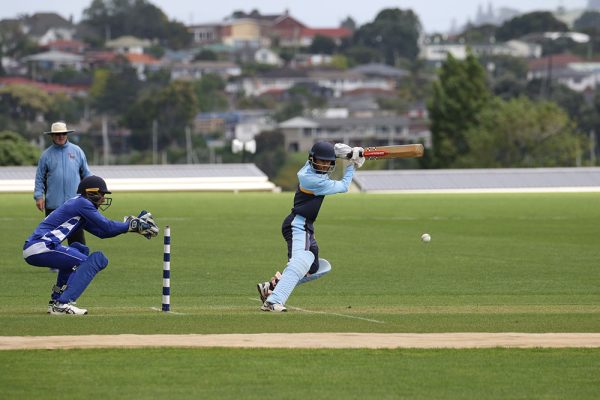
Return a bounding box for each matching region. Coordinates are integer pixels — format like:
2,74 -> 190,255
421,233 -> 431,243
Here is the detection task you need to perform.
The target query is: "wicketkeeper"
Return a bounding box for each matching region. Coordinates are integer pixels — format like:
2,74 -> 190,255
257,141 -> 364,312
22,175 -> 159,315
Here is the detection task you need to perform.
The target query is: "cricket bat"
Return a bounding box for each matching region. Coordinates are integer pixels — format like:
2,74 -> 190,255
340,144 -> 424,160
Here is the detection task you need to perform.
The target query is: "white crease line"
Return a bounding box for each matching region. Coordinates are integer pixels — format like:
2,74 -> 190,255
150,307 -> 187,315
249,298 -> 385,324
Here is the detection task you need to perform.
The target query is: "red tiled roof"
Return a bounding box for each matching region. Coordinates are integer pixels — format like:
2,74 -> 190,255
125,53 -> 160,65
46,39 -> 85,47
528,54 -> 583,71
85,51 -> 118,63
0,77 -> 87,94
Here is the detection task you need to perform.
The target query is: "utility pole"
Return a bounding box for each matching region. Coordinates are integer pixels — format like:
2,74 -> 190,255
102,114 -> 110,165
152,119 -> 158,165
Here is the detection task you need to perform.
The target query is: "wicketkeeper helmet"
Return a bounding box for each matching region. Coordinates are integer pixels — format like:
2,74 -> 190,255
77,175 -> 112,210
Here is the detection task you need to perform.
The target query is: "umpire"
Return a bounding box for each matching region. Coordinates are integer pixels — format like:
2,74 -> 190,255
34,121 -> 91,245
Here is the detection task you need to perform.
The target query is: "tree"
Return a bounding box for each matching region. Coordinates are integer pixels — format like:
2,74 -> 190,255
126,81 -> 197,150
353,8 -> 422,65
345,45 -> 382,65
340,16 -> 357,32
193,74 -> 228,112
496,12 -> 568,41
459,97 -> 580,167
82,0 -> 190,47
309,35 -> 336,55
574,11 -> 600,31
0,131 -> 40,166
89,61 -> 140,115
0,19 -> 39,59
427,53 -> 492,167
253,130 -> 287,179
0,84 -> 52,124
459,23 -> 498,44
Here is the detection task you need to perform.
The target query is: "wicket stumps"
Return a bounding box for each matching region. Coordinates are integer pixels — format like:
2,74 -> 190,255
162,226 -> 171,312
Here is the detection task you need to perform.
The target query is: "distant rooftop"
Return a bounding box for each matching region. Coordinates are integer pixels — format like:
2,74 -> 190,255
353,168 -> 600,193
0,164 -> 278,192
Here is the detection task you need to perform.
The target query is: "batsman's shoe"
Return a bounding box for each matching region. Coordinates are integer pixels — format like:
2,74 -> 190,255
257,282 -> 272,302
50,302 -> 88,315
261,301 -> 287,312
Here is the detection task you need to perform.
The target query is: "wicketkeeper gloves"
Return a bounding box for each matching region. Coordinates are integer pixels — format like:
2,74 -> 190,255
125,210 -> 159,239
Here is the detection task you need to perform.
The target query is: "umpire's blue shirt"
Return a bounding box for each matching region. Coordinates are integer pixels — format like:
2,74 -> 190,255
34,141 -> 91,209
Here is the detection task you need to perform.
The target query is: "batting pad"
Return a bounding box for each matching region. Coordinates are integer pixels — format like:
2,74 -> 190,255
298,258 -> 331,285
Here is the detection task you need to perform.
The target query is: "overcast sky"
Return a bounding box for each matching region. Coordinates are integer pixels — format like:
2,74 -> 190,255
0,0 -> 589,33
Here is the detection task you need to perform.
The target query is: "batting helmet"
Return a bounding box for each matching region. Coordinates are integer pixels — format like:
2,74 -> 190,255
77,176 -> 112,210
308,141 -> 336,174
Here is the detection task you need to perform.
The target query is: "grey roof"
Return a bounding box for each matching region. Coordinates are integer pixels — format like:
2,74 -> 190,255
0,164 -> 277,192
22,50 -> 84,62
314,115 -> 408,127
351,63 -> 409,78
354,168 -> 600,193
0,164 -> 267,180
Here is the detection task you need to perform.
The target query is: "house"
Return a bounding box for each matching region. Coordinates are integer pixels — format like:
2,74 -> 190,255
187,10 -> 352,50
234,68 -> 396,98
194,110 -> 275,139
278,114 -> 429,152
307,69 -> 396,97
269,13 -> 351,47
124,53 -> 161,80
22,13 -> 76,46
254,48 -> 282,66
105,36 -> 152,55
221,18 -> 271,49
169,61 -> 241,81
528,54 -> 600,92
420,38 -> 542,66
45,39 -> 86,54
188,23 -> 223,45
84,51 -> 118,69
293,53 -> 334,67
22,50 -> 85,72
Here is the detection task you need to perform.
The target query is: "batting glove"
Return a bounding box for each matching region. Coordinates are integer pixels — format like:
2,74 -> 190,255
334,143 -> 352,158
351,147 -> 365,168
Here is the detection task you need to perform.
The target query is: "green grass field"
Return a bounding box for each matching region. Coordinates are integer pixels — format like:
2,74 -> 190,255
1,192 -> 599,399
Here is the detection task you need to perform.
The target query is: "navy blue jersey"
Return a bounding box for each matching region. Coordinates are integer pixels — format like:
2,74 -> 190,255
25,195 -> 129,246
291,161 -> 355,222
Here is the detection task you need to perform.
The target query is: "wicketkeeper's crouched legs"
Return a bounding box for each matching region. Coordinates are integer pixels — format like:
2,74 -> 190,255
58,252 -> 108,304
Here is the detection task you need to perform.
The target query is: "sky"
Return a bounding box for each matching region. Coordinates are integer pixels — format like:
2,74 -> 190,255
0,0 -> 590,33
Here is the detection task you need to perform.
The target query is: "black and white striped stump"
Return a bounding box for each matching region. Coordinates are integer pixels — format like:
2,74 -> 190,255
162,226 -> 171,312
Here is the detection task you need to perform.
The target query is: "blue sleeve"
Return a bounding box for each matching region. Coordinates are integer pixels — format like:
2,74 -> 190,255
300,164 -> 355,196
34,151 -> 48,200
79,200 -> 129,238
79,147 -> 91,178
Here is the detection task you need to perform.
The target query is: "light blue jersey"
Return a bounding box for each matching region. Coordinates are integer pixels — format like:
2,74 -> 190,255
267,162 -> 355,306
34,141 -> 91,209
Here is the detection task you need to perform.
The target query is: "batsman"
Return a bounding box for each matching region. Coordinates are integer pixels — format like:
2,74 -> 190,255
22,175 -> 159,315
257,141 -> 364,312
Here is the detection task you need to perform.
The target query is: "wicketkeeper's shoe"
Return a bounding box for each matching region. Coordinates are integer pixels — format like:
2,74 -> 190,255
260,301 -> 287,312
257,282 -> 272,302
47,300 -> 78,313
50,302 -> 88,315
